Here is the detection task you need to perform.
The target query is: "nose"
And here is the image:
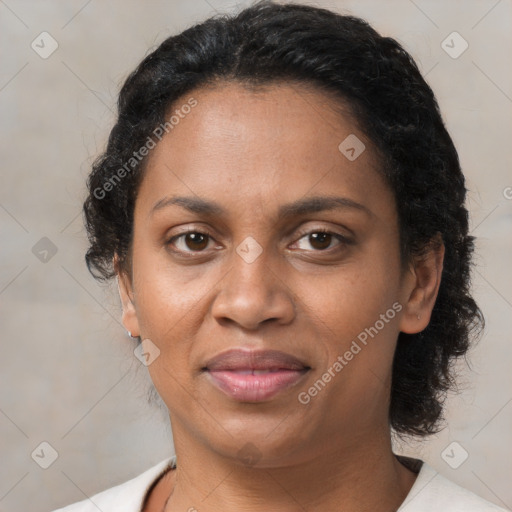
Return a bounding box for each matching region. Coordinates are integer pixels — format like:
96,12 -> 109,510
211,244 -> 296,330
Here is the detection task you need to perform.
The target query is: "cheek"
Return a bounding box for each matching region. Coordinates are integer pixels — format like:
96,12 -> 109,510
299,267 -> 401,430
129,249 -> 202,378
131,243 -> 209,331
302,247 -> 403,386
307,277 -> 400,373
308,257 -> 401,337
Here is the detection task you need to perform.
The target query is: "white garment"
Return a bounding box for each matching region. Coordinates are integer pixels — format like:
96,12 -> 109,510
51,455 -> 508,512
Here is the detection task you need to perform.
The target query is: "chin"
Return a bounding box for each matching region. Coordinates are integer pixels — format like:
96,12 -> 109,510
202,420 -> 314,468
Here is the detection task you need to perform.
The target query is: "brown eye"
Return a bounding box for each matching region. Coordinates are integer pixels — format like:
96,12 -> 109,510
294,229 -> 347,252
308,232 -> 332,250
183,232 -> 209,251
168,231 -> 212,253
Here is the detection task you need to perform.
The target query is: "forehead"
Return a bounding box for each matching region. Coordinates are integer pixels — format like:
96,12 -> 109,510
136,81 -> 391,220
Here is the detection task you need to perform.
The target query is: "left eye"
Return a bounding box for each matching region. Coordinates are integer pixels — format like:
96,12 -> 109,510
294,230 -> 346,251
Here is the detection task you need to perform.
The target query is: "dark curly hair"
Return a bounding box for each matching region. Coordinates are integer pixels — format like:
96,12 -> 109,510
83,0 -> 484,437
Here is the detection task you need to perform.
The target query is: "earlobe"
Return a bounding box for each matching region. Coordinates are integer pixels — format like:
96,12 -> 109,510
399,236 -> 445,334
115,257 -> 141,338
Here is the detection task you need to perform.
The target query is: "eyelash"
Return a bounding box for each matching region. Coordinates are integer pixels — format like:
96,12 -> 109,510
166,227 -> 351,257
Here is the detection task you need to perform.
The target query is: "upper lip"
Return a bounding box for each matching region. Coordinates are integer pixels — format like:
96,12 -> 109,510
203,349 -> 310,371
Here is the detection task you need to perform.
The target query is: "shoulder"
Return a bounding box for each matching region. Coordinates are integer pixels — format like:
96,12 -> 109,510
399,460 -> 508,512
51,456 -> 176,512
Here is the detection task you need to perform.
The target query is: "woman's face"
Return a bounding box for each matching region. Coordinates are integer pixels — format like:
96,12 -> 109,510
119,82 -> 428,466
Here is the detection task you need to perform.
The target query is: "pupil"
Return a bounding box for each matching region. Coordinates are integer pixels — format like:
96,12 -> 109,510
186,233 -> 207,250
311,232 -> 331,250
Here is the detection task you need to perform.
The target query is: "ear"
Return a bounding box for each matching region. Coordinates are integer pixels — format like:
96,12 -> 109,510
114,255 -> 140,338
399,234 -> 445,334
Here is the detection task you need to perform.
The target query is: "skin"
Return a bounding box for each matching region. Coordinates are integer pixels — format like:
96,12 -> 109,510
117,82 -> 444,512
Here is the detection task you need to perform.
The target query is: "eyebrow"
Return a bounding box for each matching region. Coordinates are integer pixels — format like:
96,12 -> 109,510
150,194 -> 373,219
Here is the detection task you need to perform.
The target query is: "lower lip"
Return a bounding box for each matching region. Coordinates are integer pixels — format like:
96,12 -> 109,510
206,369 -> 309,402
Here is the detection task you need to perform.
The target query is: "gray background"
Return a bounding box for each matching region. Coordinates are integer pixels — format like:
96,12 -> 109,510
0,1 -> 511,511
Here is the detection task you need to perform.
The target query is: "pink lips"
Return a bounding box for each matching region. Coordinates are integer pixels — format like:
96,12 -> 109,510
204,349 -> 310,402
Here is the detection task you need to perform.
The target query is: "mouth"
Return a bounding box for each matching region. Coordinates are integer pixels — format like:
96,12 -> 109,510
203,349 -> 311,402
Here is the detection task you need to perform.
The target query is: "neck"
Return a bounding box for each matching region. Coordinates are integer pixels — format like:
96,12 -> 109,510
164,425 -> 418,512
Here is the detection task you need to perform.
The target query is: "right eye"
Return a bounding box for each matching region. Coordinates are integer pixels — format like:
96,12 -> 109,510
166,230 -> 216,255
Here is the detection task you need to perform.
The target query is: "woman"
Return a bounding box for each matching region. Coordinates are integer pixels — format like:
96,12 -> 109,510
53,1 -> 507,511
